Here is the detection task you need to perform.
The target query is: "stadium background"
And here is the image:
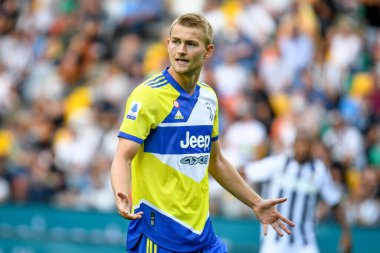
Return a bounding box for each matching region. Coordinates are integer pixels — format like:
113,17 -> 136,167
0,0 -> 379,252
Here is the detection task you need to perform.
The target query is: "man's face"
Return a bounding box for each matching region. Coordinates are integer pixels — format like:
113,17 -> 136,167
167,24 -> 213,76
294,138 -> 311,161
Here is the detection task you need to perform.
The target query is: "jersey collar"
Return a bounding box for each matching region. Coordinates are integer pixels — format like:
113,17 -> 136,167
163,67 -> 200,99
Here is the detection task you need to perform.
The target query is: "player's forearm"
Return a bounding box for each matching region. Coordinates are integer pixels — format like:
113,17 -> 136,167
334,203 -> 351,233
209,155 -> 262,209
110,153 -> 132,198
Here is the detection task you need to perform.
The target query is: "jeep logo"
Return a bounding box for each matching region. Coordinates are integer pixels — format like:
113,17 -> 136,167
180,131 -> 211,152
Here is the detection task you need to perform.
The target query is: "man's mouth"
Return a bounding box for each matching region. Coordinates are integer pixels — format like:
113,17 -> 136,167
176,59 -> 189,64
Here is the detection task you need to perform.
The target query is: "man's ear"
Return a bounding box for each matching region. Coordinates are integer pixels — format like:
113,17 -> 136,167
204,44 -> 214,59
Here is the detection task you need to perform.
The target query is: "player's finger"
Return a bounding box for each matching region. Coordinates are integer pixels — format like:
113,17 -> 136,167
263,224 -> 268,236
118,210 -> 129,219
119,209 -> 143,218
271,223 -> 283,237
279,214 -> 295,227
118,210 -> 143,220
276,220 -> 291,235
127,213 -> 143,220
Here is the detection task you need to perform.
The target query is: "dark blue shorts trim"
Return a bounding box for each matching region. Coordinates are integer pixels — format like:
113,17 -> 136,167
128,234 -> 228,253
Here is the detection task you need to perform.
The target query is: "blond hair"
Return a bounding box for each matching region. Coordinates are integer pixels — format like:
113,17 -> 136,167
170,13 -> 214,46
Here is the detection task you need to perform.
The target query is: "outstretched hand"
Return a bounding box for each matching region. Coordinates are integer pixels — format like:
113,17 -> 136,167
115,192 -> 143,220
253,197 -> 295,237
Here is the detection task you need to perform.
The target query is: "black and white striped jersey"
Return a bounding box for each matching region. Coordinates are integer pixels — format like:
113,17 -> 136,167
244,155 -> 341,246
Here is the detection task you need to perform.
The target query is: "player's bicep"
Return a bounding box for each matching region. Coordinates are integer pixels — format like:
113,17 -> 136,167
115,138 -> 141,162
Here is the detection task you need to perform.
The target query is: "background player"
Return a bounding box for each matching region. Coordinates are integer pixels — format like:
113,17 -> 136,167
243,129 -> 351,253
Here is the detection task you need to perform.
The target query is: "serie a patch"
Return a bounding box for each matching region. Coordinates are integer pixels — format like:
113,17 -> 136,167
127,101 -> 142,120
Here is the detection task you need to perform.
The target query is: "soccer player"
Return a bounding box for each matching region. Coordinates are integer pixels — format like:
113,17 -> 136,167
110,13 -> 295,253
243,130 -> 352,253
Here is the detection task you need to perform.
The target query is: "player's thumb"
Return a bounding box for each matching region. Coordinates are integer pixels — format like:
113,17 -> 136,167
272,197 -> 287,205
117,192 -> 128,201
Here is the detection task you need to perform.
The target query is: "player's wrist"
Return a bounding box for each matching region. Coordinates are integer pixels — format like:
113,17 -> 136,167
250,196 -> 263,210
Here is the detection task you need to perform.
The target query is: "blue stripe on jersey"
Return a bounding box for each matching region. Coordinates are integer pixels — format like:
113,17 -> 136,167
126,203 -> 217,252
150,80 -> 168,88
211,135 -> 219,141
162,68 -> 201,99
146,75 -> 165,86
118,131 -> 144,144
144,125 -> 213,154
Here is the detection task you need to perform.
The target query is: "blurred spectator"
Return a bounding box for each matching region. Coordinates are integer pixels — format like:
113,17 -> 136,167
370,63 -> 380,121
222,97 -> 268,168
278,18 -> 314,81
203,0 -> 227,38
0,0 -> 19,35
168,0 -> 206,17
261,0 -> 295,18
259,41 -> 292,94
246,72 -> 275,133
270,93 -> 309,154
0,64 -> 17,115
324,17 -> 363,93
110,0 -> 164,38
80,156 -> 114,212
345,167 -> 380,226
312,0 -> 338,37
365,123 -> 380,167
322,110 -> 366,169
0,157 -> 9,203
235,0 -> 276,46
113,33 -> 144,82
0,30 -> 33,85
214,50 -> 249,122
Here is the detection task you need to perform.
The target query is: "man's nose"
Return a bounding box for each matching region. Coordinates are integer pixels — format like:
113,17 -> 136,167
178,43 -> 186,54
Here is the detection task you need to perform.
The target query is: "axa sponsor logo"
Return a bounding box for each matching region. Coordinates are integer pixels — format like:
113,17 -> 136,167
180,131 -> 210,151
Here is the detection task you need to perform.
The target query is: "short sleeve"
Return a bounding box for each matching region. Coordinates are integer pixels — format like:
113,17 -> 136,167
118,85 -> 158,144
211,98 -> 219,141
319,162 -> 342,207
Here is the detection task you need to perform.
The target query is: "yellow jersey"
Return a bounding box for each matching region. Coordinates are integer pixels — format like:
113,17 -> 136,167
119,68 -> 219,251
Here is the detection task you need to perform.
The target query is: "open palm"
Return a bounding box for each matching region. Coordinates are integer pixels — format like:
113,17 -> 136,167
253,197 -> 295,236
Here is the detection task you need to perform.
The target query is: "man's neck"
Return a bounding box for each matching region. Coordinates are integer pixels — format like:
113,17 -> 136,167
294,155 -> 311,164
168,67 -> 199,95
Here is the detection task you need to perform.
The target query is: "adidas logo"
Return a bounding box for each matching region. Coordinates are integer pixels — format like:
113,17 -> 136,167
174,110 -> 184,120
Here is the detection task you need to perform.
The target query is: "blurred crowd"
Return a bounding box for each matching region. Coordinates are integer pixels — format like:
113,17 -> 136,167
0,0 -> 379,228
